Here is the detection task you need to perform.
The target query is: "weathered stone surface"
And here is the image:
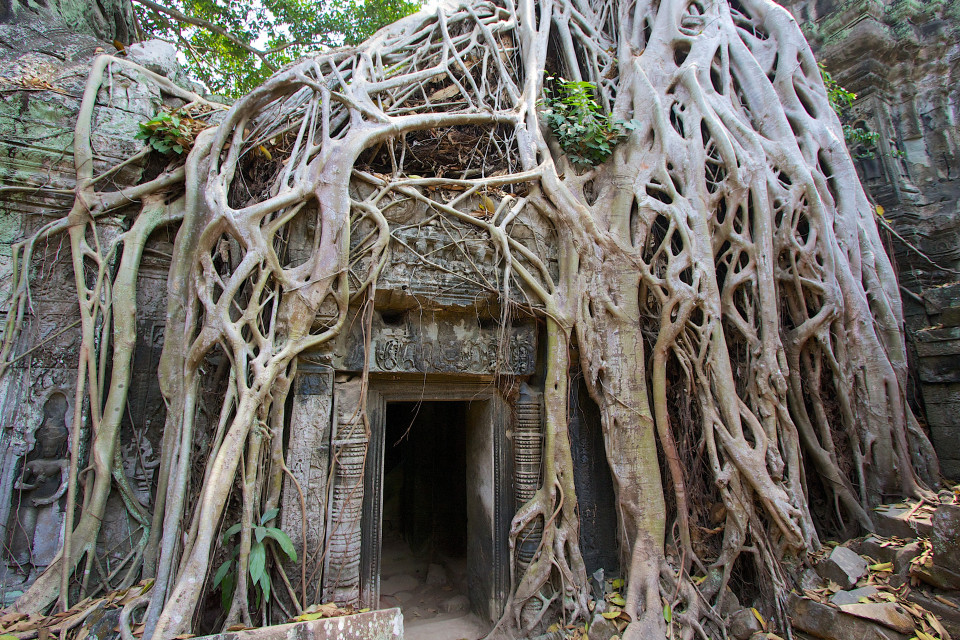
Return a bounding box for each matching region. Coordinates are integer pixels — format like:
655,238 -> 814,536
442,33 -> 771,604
787,593 -> 911,640
912,561 -> 960,590
873,505 -> 933,539
838,602 -> 915,635
0,0 -> 136,42
894,542 -> 923,574
126,39 -> 203,93
799,568 -> 823,591
587,613 -> 619,640
859,537 -> 924,574
855,537 -> 897,564
932,503 -> 960,571
280,368 -> 334,605
192,609 -> 403,640
728,608 -> 762,640
829,586 -> 878,606
719,586 -> 743,617
815,546 -> 869,589
84,601 -> 122,640
331,311 -> 537,376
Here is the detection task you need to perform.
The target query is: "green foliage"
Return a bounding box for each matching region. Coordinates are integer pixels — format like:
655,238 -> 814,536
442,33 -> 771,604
213,508 -> 297,610
819,63 -> 856,116
135,0 -> 423,97
135,109 -> 208,155
820,63 -> 892,160
842,124 -> 881,159
539,77 -> 639,167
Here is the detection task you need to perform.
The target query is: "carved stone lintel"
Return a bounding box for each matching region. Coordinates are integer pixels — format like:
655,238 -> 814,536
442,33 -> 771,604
336,314 -> 537,376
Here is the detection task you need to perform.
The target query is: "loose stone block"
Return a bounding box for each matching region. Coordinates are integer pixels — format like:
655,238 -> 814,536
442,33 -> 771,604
728,609 -> 762,640
838,602 -> 915,635
932,504 -> 960,572
815,546 -> 868,589
788,593 -> 910,640
829,585 -> 879,606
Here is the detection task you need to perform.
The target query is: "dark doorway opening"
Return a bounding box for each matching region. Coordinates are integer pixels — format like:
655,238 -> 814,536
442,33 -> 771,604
378,401 -> 490,638
383,401 -> 468,557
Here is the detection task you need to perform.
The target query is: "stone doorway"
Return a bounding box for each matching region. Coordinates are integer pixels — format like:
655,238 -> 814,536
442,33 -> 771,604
361,378 -> 512,630
377,401 -> 472,631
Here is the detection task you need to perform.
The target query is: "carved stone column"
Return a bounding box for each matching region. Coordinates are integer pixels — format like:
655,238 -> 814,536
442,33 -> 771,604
514,382 -> 544,627
513,383 -> 543,570
322,377 -> 367,607
280,365 -> 334,604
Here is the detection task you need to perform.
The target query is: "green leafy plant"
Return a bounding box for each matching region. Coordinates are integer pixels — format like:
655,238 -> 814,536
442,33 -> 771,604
540,77 -> 639,167
136,109 -> 208,155
819,63 -> 856,115
135,0 -> 423,97
842,124 -> 881,159
820,64 -> 892,160
212,508 -> 297,609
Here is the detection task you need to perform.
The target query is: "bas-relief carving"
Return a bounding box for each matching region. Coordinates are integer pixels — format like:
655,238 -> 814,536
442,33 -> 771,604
331,313 -> 537,376
5,392 -> 70,577
374,218 -> 559,310
121,435 -> 159,507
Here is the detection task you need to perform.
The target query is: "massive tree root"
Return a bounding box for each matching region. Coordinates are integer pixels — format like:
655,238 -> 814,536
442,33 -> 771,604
2,0 -> 939,638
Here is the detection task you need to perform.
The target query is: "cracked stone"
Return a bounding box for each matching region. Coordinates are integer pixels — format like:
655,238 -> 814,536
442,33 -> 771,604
788,593 -> 910,640
588,613 -> 619,640
816,546 -> 869,589
894,542 -> 923,574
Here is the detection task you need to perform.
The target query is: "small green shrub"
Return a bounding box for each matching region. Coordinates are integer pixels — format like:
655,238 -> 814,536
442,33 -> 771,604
136,108 -> 207,155
213,508 -> 297,609
819,63 -> 856,115
540,77 -> 639,167
820,64 -> 893,160
843,124 -> 881,159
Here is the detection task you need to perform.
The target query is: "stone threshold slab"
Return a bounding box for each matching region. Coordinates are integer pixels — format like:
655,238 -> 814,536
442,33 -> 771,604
192,608 -> 403,640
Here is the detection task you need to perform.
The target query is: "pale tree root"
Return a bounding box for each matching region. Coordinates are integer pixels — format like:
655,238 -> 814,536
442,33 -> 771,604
2,1 -> 938,638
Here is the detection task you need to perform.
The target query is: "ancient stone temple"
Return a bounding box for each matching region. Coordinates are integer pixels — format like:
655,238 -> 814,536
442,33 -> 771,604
0,4 -> 620,621
274,184 -> 618,622
0,0 -> 957,636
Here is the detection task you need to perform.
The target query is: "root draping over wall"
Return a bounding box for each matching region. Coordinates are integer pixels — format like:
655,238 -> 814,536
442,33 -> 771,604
2,0 -> 940,638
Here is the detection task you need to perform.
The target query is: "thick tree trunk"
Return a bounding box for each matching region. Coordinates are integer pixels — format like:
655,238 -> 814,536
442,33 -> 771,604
3,0 -> 938,638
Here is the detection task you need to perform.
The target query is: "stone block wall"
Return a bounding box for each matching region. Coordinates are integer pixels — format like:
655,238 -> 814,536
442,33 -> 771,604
0,5 -> 194,590
916,283 -> 960,477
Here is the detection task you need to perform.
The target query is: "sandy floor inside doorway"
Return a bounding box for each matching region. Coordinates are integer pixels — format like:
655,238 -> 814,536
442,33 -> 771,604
378,530 -> 490,640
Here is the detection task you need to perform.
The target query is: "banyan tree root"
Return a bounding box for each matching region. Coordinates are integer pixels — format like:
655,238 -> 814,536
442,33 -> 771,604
3,0 -> 938,638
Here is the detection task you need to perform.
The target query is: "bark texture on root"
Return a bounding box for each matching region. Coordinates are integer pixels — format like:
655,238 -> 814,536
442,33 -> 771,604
1,0 -> 938,637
